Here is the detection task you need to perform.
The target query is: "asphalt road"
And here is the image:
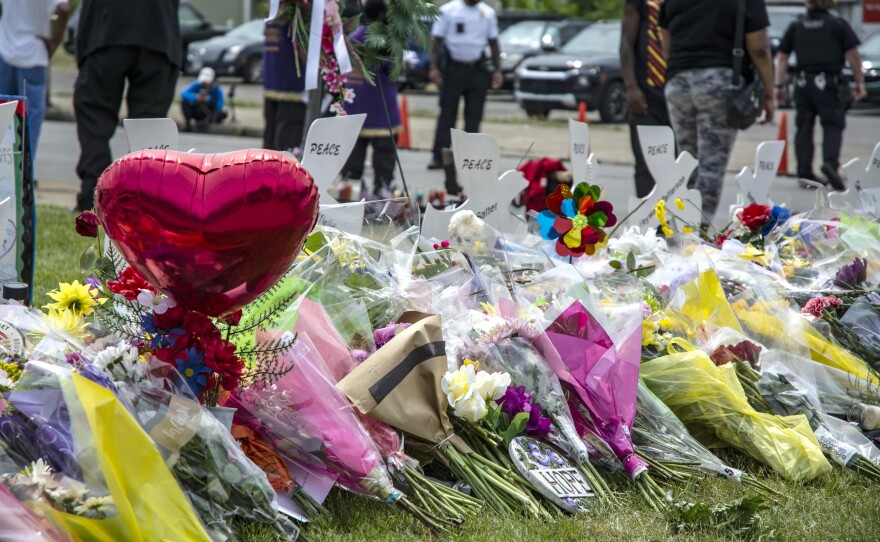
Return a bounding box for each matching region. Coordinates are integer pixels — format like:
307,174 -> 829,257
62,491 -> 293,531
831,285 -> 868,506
35,119 -> 825,228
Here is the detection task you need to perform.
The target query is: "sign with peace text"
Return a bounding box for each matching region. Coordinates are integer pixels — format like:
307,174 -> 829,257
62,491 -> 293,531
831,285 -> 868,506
735,140 -> 784,206
830,142 -> 880,216
123,118 -> 179,152
421,130 -> 528,240
301,114 -> 367,233
568,119 -> 597,185
626,125 -> 701,230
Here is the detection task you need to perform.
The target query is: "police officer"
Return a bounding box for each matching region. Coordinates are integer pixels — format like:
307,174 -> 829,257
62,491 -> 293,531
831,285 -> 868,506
774,0 -> 866,191
427,0 -> 503,170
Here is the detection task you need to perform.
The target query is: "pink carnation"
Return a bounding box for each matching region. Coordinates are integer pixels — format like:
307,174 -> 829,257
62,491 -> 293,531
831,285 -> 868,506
801,295 -> 843,318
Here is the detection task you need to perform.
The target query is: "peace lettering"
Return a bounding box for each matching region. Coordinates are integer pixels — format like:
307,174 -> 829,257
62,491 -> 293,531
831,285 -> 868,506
310,143 -> 341,156
461,159 -> 493,171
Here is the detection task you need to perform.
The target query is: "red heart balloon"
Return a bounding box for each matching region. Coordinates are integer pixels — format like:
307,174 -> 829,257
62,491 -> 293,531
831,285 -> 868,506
95,149 -> 319,317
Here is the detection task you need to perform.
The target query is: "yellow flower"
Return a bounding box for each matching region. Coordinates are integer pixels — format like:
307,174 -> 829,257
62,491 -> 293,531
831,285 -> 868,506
674,198 -> 686,211
682,226 -> 694,234
45,281 -> 99,316
642,320 -> 659,347
661,225 -> 673,237
46,308 -> 89,339
657,318 -> 672,330
479,302 -> 498,317
463,358 -> 480,369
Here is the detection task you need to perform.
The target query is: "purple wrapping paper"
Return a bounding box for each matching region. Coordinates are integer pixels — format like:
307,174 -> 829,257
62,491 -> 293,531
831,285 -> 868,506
535,301 -> 646,479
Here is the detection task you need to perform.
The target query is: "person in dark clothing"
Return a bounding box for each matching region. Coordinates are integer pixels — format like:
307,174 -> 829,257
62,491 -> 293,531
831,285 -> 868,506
620,0 -> 671,199
340,0 -> 400,198
774,0 -> 866,191
180,67 -> 227,132
73,0 -> 180,211
263,3 -> 307,153
427,0 -> 503,170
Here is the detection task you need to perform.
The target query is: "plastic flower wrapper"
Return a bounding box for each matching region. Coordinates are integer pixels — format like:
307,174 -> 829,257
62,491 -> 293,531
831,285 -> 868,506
0,483 -> 72,542
755,350 -> 880,482
606,225 -> 669,269
83,351 -> 297,542
640,341 -> 832,481
1,361 -> 213,541
338,313 -> 550,518
455,315 -> 614,502
633,380 -> 780,498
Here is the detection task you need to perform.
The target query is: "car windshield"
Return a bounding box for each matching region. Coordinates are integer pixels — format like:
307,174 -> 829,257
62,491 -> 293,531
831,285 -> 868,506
862,33 -> 880,56
767,10 -> 800,39
227,19 -> 264,40
499,21 -> 547,49
561,25 -> 619,56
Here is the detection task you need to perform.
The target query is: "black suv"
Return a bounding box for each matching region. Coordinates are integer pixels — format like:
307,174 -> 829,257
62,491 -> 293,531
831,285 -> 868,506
514,21 -> 626,122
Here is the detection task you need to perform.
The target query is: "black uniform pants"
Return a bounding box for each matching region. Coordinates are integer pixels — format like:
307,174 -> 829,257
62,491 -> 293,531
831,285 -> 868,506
793,75 -> 847,179
342,135 -> 396,189
263,98 -> 306,152
628,93 -> 671,198
74,46 -> 178,211
431,60 -> 491,163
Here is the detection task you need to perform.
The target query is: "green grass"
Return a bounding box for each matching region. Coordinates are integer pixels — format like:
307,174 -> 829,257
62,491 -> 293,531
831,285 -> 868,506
34,204 -> 880,542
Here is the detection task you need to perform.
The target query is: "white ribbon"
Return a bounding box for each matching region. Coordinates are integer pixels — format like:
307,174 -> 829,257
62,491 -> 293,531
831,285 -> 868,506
304,0 -> 353,91
265,0 -> 280,20
331,16 -> 352,78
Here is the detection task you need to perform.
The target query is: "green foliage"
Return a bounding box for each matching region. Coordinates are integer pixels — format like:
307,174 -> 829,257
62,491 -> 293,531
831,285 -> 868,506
361,0 -> 438,80
499,0 -> 623,20
668,496 -> 770,538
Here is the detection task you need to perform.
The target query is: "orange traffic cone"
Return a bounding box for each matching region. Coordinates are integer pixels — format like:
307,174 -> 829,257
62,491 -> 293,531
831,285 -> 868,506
397,94 -> 411,150
777,112 -> 789,176
577,102 -> 587,123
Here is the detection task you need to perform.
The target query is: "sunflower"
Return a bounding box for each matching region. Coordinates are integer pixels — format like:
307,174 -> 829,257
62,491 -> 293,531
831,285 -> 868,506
45,281 -> 100,316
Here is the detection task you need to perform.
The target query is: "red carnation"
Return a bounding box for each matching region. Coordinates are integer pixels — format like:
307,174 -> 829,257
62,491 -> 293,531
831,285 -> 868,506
107,267 -> 156,300
736,204 -> 772,232
203,336 -> 243,391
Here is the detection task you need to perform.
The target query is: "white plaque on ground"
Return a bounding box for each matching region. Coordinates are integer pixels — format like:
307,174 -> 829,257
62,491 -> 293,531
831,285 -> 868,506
301,114 -> 367,232
123,118 -> 179,152
421,130 -> 528,240
626,125 -> 701,229
509,436 -> 593,512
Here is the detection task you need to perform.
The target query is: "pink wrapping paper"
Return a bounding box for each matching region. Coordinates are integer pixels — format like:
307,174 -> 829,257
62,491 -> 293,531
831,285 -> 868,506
0,478 -> 73,542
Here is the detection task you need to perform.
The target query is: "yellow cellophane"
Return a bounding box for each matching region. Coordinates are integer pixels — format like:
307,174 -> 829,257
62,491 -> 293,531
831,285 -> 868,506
641,343 -> 831,482
47,374 -> 212,542
678,269 -> 744,334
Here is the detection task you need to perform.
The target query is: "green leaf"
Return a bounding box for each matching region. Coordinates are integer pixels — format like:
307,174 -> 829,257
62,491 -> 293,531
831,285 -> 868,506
626,251 -> 637,271
502,412 -> 530,445
79,244 -> 98,274
609,260 -> 623,270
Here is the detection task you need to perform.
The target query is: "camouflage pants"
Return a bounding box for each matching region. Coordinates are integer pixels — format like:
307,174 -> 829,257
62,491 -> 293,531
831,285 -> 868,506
665,67 -> 738,223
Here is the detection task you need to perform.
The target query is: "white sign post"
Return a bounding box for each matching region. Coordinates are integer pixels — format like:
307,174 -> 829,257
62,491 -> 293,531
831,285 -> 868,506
830,142 -> 880,215
421,129 -> 528,240
625,125 -> 701,230
301,114 -> 367,233
735,140 -> 785,205
0,102 -> 19,282
568,119 -> 596,185
123,118 -> 179,152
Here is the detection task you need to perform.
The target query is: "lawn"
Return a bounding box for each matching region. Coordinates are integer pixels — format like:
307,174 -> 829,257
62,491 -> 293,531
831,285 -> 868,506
34,204 -> 880,542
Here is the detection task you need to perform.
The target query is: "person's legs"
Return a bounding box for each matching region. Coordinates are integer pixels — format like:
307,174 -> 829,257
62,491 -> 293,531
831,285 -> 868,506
18,66 -> 48,159
816,86 -> 846,173
181,101 -> 203,130
431,64 -> 465,164
371,136 -> 396,190
462,65 -> 490,133
664,72 -> 698,173
793,83 -> 818,179
74,47 -> 131,211
273,101 -> 306,152
342,137 -> 369,180
691,67 -> 738,223
125,48 -> 178,120
0,57 -> 16,95
263,98 -> 278,149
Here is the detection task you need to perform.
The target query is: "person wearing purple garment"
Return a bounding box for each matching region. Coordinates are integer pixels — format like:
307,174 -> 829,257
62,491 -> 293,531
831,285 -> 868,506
263,2 -> 307,153
340,0 -> 400,198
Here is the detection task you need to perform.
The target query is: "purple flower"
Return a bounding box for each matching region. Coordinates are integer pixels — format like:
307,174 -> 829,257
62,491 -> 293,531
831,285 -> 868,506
374,322 -> 411,349
84,275 -> 102,291
500,385 -> 530,418
834,258 -> 868,289
525,406 -> 552,436
65,352 -> 85,369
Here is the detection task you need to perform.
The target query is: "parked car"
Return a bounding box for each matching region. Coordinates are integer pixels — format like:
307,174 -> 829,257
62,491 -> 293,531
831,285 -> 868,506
850,32 -> 880,104
185,20 -> 265,83
514,21 -> 626,123
497,11 -> 565,33
497,19 -> 590,89
63,1 -> 228,60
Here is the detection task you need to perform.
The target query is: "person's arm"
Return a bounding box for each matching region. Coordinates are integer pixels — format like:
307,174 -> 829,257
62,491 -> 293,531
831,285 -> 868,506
846,47 -> 867,101
745,28 -> 774,124
181,82 -> 200,105
773,52 -> 789,106
430,36 -> 444,87
660,28 -> 671,60
45,2 -> 70,58
488,37 -> 502,89
620,2 -> 646,116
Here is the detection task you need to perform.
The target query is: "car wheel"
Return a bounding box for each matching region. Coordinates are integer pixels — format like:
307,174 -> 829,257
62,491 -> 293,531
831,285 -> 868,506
524,106 -> 550,119
599,80 -> 627,123
242,56 -> 263,84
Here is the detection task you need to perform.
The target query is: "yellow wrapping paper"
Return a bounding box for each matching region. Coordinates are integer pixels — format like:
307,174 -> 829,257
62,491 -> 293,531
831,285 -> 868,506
678,269 -> 744,334
47,374 -> 212,542
641,346 -> 831,482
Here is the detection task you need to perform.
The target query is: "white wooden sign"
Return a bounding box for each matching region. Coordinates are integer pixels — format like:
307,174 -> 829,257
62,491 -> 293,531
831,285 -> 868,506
421,129 -> 528,240
735,140 -> 784,205
301,114 -> 367,233
830,142 -> 880,215
0,102 -> 18,283
626,125 -> 701,229
123,118 -> 179,152
568,119 -> 596,185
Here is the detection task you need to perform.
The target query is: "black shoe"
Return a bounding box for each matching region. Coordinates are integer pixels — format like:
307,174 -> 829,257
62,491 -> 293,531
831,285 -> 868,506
427,160 -> 443,170
821,164 -> 846,192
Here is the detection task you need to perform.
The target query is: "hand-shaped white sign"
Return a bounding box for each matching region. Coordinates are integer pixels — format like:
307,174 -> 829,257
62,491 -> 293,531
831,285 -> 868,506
830,142 -> 880,215
123,118 -> 179,152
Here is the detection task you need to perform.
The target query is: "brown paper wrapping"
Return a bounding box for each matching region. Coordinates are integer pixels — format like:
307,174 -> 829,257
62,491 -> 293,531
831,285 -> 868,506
337,312 -> 470,452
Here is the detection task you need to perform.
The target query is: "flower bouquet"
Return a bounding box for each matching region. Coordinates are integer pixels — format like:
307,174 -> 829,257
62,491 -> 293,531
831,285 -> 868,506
0,482 -> 72,542
338,313 -> 550,517
233,332 -> 457,533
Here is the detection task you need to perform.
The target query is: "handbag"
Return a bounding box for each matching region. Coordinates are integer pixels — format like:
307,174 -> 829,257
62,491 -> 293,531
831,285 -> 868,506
727,0 -> 765,130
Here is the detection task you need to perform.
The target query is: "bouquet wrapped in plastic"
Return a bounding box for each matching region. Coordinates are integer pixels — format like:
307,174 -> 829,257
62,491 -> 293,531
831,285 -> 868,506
0,481 -> 72,542
640,341 -> 831,481
1,361 -> 213,542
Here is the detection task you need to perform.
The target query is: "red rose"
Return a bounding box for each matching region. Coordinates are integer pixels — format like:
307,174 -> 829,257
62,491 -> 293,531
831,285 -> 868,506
107,267 -> 156,300
736,204 -> 772,232
75,211 -> 100,237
